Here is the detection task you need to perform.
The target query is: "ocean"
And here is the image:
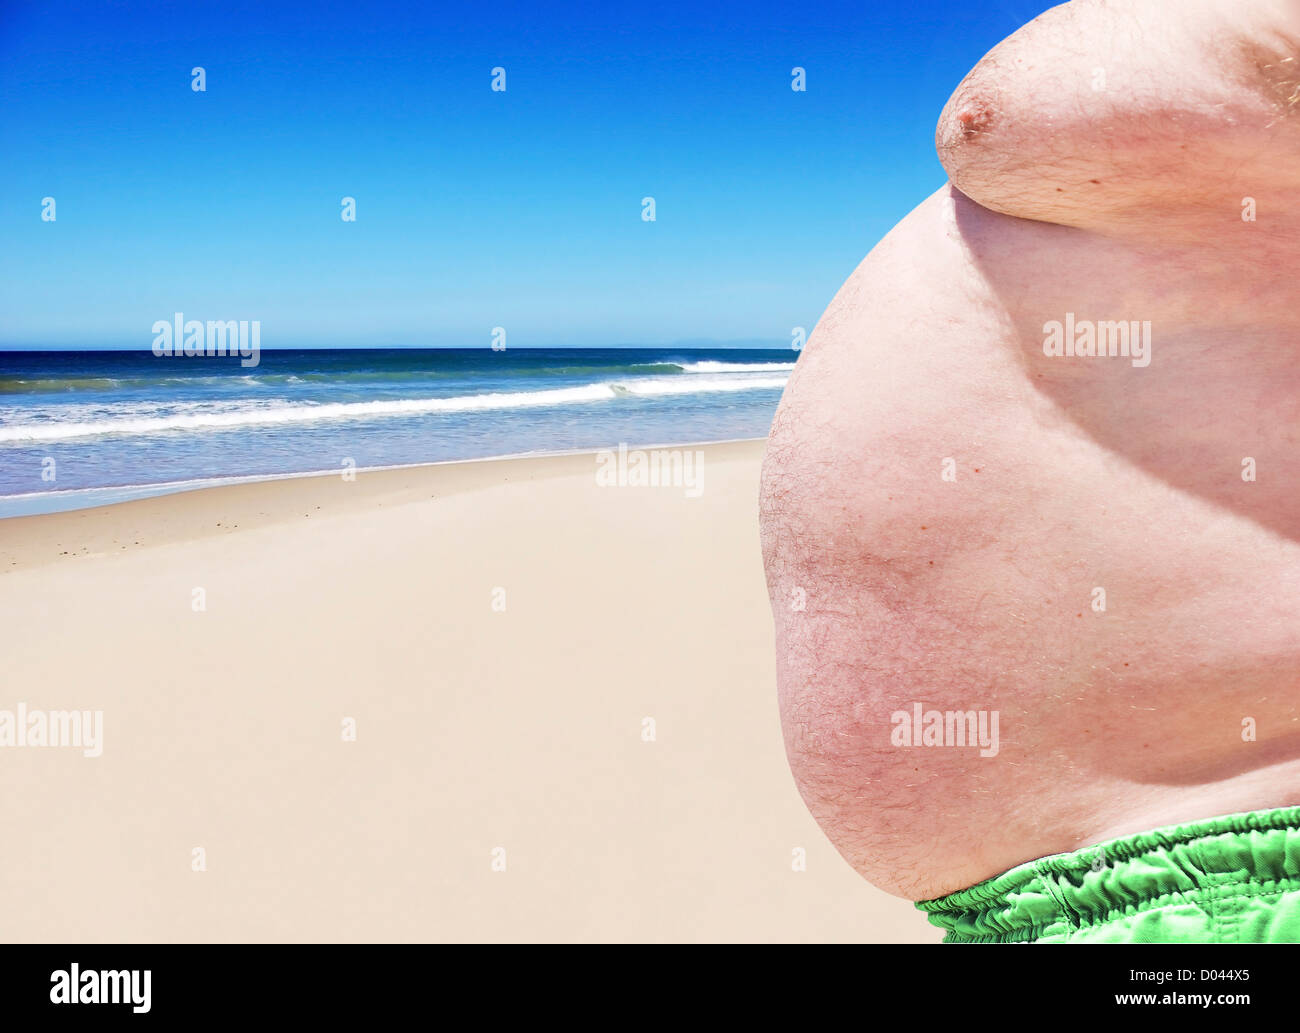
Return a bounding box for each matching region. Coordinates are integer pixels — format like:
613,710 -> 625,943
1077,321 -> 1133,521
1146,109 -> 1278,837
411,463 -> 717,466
0,348 -> 795,517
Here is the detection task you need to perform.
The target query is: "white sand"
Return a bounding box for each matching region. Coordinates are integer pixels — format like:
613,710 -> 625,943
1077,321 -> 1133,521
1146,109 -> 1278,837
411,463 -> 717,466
0,441 -> 938,942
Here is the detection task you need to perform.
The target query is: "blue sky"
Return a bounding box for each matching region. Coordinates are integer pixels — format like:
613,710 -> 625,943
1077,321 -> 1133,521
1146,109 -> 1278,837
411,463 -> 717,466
0,0 -> 1047,348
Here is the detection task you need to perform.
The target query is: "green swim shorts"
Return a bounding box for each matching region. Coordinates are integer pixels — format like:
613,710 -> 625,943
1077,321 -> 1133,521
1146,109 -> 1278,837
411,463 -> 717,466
917,807 -> 1300,943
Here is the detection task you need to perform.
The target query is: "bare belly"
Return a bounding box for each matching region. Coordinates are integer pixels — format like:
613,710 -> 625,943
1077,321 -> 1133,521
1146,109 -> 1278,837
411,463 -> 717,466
760,185 -> 1300,899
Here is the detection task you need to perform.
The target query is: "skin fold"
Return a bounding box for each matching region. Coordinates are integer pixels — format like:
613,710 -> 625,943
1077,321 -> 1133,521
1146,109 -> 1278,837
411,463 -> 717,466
760,0 -> 1300,900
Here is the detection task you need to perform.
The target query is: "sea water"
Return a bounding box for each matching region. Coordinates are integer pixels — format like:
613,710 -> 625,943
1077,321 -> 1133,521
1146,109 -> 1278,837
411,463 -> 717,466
0,348 -> 795,516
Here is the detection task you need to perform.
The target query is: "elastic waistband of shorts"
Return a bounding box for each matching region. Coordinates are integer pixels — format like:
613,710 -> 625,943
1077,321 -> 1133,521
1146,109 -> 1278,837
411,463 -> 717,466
916,807 -> 1300,942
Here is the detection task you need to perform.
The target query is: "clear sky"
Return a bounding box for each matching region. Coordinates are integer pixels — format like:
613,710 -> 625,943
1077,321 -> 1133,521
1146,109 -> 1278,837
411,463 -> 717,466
0,0 -> 1047,348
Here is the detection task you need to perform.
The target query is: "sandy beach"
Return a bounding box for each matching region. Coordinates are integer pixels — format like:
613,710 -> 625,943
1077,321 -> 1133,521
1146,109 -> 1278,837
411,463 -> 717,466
0,440 -> 937,942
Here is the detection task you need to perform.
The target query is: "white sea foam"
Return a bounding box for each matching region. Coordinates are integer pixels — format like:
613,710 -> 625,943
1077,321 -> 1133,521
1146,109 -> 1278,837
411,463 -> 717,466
675,360 -> 796,373
618,375 -> 789,396
0,374 -> 789,443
